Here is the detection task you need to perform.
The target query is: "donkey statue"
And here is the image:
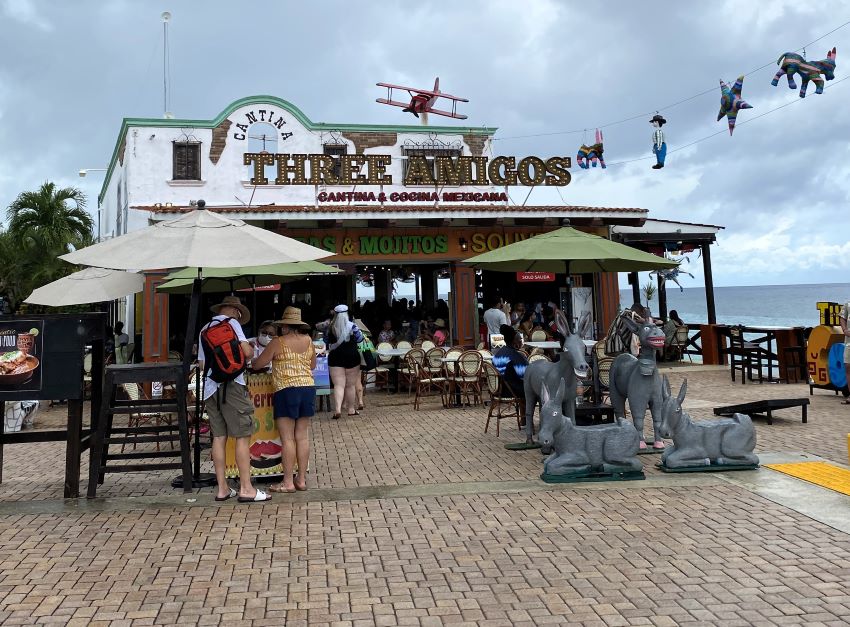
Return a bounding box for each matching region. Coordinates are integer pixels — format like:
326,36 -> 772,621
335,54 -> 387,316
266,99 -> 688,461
771,47 -> 837,98
577,129 -> 606,169
523,310 -> 590,447
538,380 -> 642,477
609,315 -> 667,449
658,376 -> 759,469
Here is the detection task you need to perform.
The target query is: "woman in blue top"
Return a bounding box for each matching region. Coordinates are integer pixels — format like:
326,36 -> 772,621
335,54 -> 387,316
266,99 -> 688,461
324,304 -> 364,419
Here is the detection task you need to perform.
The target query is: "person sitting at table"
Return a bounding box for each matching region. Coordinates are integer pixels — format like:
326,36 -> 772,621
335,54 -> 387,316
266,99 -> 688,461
377,319 -> 396,345
416,320 -> 434,344
517,311 -> 536,340
491,324 -> 529,425
511,302 -> 526,327
433,318 -> 449,347
662,310 -> 685,358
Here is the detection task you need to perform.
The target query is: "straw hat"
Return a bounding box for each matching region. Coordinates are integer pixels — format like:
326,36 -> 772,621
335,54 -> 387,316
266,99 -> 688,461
276,306 -> 310,329
434,318 -> 446,329
210,295 -> 250,325
354,318 -> 371,336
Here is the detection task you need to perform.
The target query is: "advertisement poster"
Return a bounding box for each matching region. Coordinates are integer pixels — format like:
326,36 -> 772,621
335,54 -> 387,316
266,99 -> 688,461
571,287 -> 595,341
225,357 -> 328,478
0,320 -> 44,393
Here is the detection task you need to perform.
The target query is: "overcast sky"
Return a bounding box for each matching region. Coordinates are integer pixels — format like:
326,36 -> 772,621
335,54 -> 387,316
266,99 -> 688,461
1,0 -> 847,288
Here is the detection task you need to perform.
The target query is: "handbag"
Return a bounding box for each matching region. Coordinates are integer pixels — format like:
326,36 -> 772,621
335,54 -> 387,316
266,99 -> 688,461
358,337 -> 377,371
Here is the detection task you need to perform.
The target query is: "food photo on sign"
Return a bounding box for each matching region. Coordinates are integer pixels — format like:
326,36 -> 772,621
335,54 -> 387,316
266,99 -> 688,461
0,320 -> 44,393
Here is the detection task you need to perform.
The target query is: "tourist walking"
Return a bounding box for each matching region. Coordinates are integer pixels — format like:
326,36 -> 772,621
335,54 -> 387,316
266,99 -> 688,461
199,295 -> 270,503
325,304 -> 365,419
253,307 -> 315,492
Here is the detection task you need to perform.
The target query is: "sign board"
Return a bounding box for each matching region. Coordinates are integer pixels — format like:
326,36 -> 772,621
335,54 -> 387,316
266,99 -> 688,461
516,272 -> 556,283
0,319 -> 44,395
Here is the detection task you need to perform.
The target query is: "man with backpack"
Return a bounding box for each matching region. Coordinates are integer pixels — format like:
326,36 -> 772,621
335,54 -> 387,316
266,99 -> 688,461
198,295 -> 270,503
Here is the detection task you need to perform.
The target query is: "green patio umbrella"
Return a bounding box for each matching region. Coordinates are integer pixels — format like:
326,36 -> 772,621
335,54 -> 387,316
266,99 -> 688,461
156,260 -> 340,294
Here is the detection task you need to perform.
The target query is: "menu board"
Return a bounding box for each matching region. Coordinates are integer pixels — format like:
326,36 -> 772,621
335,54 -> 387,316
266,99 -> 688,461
0,320 -> 44,394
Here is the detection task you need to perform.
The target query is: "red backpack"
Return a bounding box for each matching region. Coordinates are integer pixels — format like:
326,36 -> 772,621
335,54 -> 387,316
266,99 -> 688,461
200,318 -> 247,384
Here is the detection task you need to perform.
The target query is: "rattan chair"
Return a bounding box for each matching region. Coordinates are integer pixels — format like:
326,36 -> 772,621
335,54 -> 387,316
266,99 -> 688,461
669,326 -> 691,363
483,362 -> 522,436
120,383 -> 173,452
421,340 -> 435,351
455,350 -> 483,407
400,347 -> 425,394
528,353 -> 551,364
424,347 -> 445,376
373,341 -> 395,392
530,330 -> 547,342
395,340 -> 412,350
411,356 -> 448,410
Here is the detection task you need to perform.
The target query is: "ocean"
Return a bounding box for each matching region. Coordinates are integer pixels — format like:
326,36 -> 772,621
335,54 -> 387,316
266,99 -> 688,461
621,283 -> 850,328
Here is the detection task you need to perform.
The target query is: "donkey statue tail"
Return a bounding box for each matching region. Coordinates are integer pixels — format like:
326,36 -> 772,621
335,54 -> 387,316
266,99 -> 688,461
777,53 -> 790,65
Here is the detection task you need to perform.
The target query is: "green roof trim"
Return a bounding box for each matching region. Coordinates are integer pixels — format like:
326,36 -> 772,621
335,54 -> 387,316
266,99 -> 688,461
98,95 -> 498,205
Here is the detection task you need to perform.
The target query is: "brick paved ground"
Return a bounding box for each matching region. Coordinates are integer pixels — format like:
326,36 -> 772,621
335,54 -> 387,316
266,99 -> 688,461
0,368 -> 848,624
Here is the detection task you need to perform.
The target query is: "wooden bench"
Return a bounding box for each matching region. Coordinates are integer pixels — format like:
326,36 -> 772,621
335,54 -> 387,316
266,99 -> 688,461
713,398 -> 809,425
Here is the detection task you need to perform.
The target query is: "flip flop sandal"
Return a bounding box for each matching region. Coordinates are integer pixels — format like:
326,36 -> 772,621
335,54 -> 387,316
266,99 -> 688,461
215,488 -> 237,502
347,411 -> 360,416
237,489 -> 271,503
269,483 -> 295,493
842,399 -> 850,405
332,413 -> 341,419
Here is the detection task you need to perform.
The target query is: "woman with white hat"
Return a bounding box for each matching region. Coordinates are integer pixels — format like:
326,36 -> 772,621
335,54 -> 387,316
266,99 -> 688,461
324,304 -> 364,419
253,306 -> 315,492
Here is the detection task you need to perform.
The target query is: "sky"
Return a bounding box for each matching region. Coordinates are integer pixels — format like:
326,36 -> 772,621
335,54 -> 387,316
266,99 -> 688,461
0,0 -> 848,289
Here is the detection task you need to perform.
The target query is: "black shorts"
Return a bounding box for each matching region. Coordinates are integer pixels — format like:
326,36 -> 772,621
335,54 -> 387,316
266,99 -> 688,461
273,386 -> 316,419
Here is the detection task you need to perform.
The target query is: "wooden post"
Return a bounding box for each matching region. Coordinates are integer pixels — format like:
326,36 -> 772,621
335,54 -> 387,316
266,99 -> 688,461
701,242 -> 717,325
629,272 -> 640,306
450,263 -> 477,347
0,400 -> 4,484
657,273 -> 668,321
65,399 -> 83,498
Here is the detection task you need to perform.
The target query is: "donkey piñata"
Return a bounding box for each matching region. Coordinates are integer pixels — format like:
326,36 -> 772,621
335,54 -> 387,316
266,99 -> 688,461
771,47 -> 837,98
577,129 -> 606,169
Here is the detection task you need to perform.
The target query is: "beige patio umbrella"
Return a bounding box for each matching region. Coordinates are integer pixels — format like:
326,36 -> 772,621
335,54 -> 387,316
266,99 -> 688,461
59,203 -> 333,487
24,267 -> 144,306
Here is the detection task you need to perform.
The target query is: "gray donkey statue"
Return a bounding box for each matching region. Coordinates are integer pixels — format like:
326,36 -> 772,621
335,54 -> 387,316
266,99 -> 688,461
609,315 -> 667,449
658,376 -> 759,470
538,380 -> 642,478
523,310 -> 590,445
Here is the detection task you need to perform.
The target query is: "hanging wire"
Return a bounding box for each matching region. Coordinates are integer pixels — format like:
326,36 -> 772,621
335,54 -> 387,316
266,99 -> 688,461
493,19 -> 850,142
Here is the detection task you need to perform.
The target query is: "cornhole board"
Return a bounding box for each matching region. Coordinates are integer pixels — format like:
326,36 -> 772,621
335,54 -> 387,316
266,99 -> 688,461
713,398 -> 809,425
541,469 -> 645,483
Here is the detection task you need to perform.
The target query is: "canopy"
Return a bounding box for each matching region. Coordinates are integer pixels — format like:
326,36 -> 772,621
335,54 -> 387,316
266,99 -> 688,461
157,260 -> 341,294
24,267 -> 144,306
59,208 -> 332,270
463,227 -> 677,273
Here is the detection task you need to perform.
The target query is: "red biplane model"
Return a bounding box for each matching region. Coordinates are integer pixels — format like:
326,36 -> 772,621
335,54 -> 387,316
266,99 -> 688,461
376,77 -> 468,120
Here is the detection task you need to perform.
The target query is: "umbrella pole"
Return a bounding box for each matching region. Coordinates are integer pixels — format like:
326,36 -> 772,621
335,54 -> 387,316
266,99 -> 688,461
172,270 -> 216,489
251,277 -> 257,337
564,260 -> 574,332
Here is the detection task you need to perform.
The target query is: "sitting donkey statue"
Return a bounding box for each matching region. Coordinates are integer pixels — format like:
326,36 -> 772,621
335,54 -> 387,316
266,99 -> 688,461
523,310 -> 590,447
658,376 -> 759,469
771,47 -> 836,98
538,380 -> 642,477
609,315 -> 667,449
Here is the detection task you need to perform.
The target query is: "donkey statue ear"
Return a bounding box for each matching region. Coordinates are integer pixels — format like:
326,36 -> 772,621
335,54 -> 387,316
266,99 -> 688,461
540,382 -> 551,406
677,378 -> 688,405
555,379 -> 566,404
555,310 -> 572,337
661,375 -> 671,400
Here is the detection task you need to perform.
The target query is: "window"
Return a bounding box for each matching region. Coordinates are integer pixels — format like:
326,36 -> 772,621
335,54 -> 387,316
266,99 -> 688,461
172,142 -> 201,181
401,147 -> 463,183
323,144 -> 347,181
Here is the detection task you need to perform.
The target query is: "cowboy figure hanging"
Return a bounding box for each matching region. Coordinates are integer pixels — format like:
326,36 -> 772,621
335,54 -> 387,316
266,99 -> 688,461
650,114 -> 666,169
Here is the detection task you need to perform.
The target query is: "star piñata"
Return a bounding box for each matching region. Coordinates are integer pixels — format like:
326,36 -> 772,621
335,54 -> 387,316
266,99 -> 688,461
717,75 -> 753,135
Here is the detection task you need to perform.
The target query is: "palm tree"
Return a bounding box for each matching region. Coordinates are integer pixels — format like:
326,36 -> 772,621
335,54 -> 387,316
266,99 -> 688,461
7,182 -> 93,251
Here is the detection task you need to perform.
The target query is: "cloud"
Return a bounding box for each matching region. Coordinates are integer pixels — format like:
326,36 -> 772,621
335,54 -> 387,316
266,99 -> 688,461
2,0 -> 51,31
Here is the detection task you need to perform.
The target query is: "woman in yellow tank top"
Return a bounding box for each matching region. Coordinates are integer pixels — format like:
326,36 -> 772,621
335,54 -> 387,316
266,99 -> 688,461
253,307 -> 316,493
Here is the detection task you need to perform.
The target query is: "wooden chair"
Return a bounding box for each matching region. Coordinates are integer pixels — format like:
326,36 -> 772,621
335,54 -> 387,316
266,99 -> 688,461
411,356 -> 447,410
120,383 -> 173,452
455,350 -> 483,407
729,325 -> 763,384
482,362 -> 522,436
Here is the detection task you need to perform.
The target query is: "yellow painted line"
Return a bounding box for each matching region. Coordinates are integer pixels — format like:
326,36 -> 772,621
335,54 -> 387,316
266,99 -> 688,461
765,462 -> 850,497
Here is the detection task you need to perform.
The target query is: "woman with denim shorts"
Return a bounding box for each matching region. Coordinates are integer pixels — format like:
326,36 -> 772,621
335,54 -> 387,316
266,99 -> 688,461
253,306 -> 315,493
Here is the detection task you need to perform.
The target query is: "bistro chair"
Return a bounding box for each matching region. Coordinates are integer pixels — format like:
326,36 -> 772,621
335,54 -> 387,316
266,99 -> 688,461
531,330 -> 547,342
396,340 -> 412,350
669,326 -> 692,363
400,347 -> 425,395
168,350 -> 183,363
528,353 -> 550,364
482,362 -> 522,436
477,348 -> 493,361
728,325 -> 763,384
476,342 -> 485,350
425,347 -> 445,377
374,341 -> 396,392
443,347 -> 463,378
455,350 -> 484,407
411,355 -> 448,410
594,356 -> 614,405
120,383 -> 173,452
421,340 -> 436,351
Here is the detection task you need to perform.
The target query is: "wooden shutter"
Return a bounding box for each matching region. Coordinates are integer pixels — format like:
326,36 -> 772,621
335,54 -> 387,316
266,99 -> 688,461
173,143 -> 201,180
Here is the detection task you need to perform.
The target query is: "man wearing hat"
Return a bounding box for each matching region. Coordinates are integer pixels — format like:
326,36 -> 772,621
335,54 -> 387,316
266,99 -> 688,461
650,114 -> 667,169
199,295 -> 270,503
